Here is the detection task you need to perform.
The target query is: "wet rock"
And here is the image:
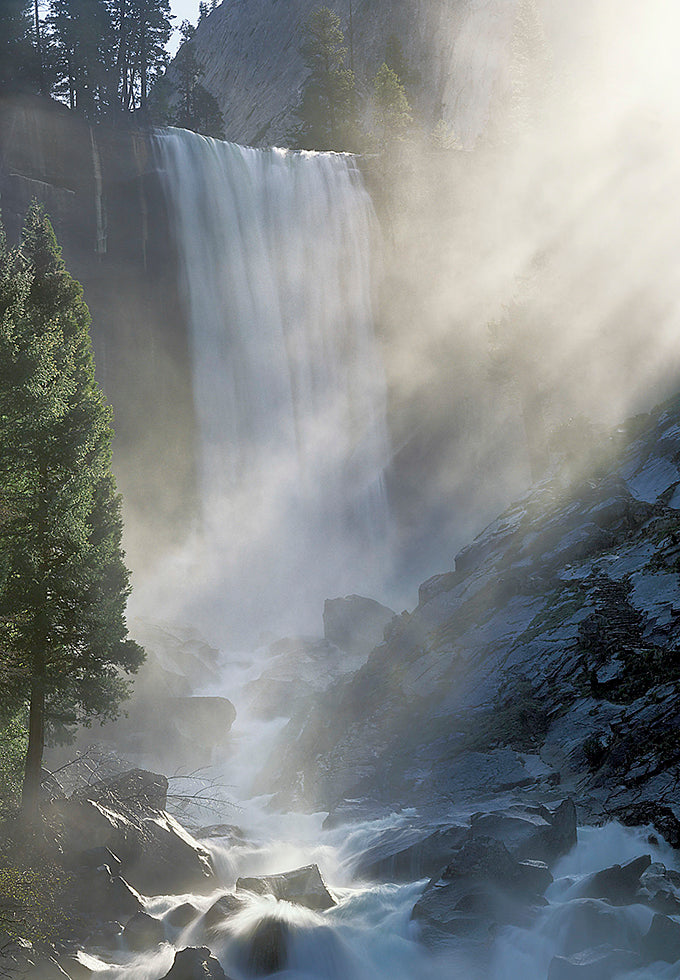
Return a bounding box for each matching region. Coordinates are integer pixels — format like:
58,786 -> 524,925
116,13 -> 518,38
166,903 -> 201,929
162,946 -> 229,980
548,946 -> 642,980
236,864 -> 335,911
68,845 -> 122,875
411,836 -> 552,941
469,799 -> 577,864
641,913 -> 680,964
84,919 -> 123,950
55,792 -> 215,895
639,863 -> 680,914
122,911 -> 166,951
241,916 -> 289,975
202,893 -> 247,932
615,803 -> 680,849
353,823 -> 469,882
547,899 -> 642,957
60,955 -> 94,980
577,854 -> 651,905
323,595 -> 396,655
82,867 -> 143,919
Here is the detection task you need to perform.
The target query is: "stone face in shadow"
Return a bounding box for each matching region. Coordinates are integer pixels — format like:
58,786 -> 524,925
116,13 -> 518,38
236,864 -> 335,911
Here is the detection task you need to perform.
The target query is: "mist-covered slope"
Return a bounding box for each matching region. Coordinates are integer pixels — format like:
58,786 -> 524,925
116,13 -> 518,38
263,393 -> 680,831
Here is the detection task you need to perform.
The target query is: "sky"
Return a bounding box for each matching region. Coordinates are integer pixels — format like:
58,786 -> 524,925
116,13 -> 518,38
169,0 -> 204,52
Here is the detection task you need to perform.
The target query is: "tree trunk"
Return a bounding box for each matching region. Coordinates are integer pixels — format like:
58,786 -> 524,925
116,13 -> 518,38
34,0 -> 45,96
22,673 -> 45,818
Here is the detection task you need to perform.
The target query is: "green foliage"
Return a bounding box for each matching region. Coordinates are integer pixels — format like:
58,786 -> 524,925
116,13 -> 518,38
155,19 -> 225,138
0,204 -> 144,812
0,0 -> 43,95
291,6 -> 358,151
384,34 -> 420,92
371,62 -> 412,150
0,714 -> 28,819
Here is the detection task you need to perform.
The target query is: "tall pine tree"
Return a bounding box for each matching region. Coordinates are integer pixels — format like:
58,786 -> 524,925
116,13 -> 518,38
0,205 -> 144,816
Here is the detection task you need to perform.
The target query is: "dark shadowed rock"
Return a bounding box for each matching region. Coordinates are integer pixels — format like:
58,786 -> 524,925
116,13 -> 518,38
470,800 -> 577,864
240,917 -> 289,976
323,595 -> 396,656
546,899 -> 642,957
577,855 -> 651,905
55,789 -> 215,896
411,836 -> 552,942
162,946 -> 229,980
67,845 -> 122,875
61,955 -> 95,980
202,894 -> 247,933
165,903 -> 201,929
123,911 -> 166,951
548,946 -> 642,980
641,913 -> 680,964
353,824 -> 469,882
615,803 -> 680,849
236,864 -> 335,911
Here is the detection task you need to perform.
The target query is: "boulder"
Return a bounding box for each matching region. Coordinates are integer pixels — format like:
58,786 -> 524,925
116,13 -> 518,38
123,911 -> 166,951
202,893 -> 247,932
576,854 -> 651,905
641,913 -> 680,964
546,899 -> 641,957
322,595 -> 396,656
236,864 -> 335,911
639,862 -> 680,914
162,946 -> 229,980
61,955 -> 94,980
68,845 -> 122,875
80,769 -> 169,811
548,946 -> 642,980
411,836 -> 552,941
55,792 -> 215,895
615,803 -> 680,849
166,903 -> 201,929
240,917 -> 289,976
353,824 -> 470,882
470,799 -> 577,864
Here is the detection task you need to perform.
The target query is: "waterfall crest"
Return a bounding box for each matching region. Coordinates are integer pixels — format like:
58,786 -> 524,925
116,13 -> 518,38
154,129 -> 392,637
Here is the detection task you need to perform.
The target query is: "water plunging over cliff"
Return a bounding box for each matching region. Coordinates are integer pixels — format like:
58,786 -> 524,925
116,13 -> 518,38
154,129 -> 391,638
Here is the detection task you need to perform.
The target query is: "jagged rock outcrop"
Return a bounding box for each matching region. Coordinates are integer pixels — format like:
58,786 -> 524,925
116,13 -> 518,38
261,395 -> 680,822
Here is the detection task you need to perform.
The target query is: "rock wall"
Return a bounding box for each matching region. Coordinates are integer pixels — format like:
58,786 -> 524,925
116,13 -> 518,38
0,95 -> 196,568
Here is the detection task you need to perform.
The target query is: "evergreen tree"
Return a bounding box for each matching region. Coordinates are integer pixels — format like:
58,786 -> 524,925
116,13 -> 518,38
371,62 -> 412,151
160,19 -> 224,137
0,0 -> 43,94
49,0 -> 116,115
292,6 -> 357,150
0,205 -> 144,817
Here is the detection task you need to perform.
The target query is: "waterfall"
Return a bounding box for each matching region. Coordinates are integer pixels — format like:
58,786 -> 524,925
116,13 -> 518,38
154,129 -> 392,638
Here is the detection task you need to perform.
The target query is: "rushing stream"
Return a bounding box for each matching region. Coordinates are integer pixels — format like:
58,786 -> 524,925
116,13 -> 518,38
78,643 -> 680,980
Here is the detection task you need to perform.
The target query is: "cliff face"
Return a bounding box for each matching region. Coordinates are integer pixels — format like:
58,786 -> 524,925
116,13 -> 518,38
0,96 -> 196,567
170,0 -> 521,148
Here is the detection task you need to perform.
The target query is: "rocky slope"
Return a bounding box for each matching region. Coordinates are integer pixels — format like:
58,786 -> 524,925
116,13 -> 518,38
262,393 -> 680,832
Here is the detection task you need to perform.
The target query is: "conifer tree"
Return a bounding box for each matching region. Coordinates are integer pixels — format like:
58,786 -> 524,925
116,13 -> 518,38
0,205 -> 144,817
371,62 -> 412,151
292,6 -> 357,150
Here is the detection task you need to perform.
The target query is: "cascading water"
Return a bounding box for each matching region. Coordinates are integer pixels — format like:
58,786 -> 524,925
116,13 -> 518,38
152,129 -> 392,639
